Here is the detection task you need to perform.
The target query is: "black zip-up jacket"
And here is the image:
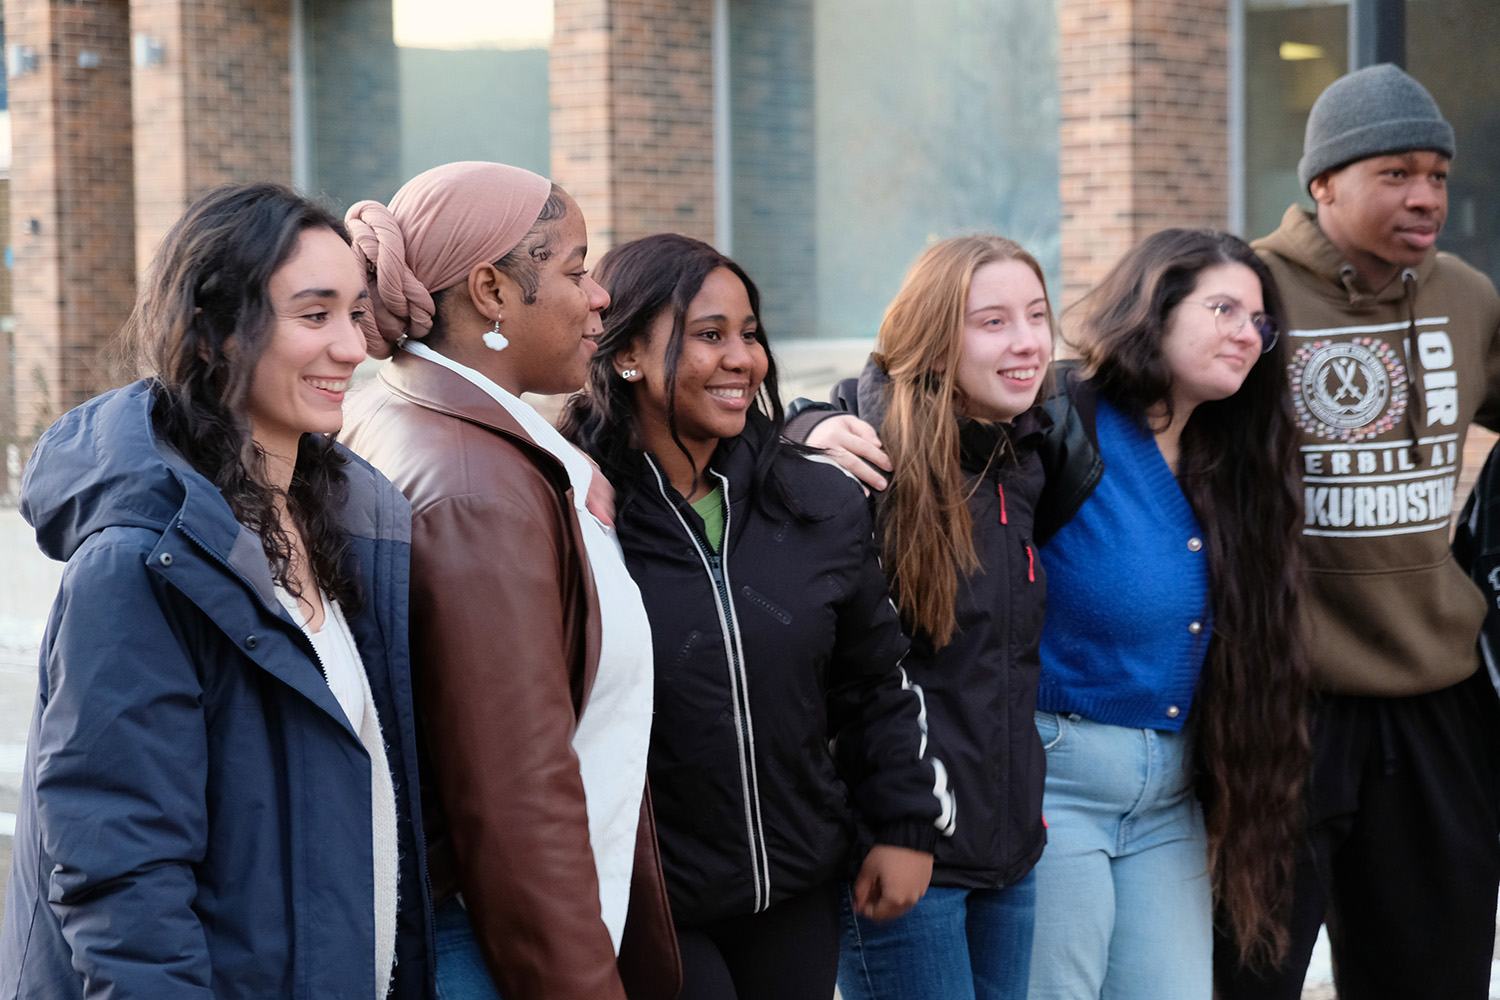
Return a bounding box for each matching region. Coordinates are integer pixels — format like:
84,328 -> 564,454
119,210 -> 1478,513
1452,438 -> 1500,701
786,359 -> 1052,890
612,411 -> 952,926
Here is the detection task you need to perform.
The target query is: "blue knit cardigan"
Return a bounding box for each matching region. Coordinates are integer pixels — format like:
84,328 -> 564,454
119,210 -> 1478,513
1036,396 -> 1212,731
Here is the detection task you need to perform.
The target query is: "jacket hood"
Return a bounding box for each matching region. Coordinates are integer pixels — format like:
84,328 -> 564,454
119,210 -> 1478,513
1254,205 -> 1437,309
20,381 -> 212,563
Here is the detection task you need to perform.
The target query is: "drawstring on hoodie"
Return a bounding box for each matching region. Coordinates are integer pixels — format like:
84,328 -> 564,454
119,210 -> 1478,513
1401,268 -> 1425,466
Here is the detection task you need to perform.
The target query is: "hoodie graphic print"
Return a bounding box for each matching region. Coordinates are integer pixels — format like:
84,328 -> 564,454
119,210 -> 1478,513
1256,205 -> 1500,695
1290,314 -> 1459,537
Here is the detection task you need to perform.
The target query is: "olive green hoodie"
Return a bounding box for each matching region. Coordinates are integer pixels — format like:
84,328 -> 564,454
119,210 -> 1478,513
1255,205 -> 1500,695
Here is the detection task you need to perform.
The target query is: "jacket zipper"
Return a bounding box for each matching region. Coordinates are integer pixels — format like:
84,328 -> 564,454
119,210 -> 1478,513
175,520 -> 332,684
645,457 -> 773,912
178,516 -> 433,986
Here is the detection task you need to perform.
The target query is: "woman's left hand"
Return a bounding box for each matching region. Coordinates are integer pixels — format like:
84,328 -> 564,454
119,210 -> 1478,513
852,844 -> 934,922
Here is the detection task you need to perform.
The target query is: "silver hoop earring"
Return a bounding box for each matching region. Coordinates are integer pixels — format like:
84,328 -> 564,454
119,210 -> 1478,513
482,315 -> 509,352
620,369 -> 639,380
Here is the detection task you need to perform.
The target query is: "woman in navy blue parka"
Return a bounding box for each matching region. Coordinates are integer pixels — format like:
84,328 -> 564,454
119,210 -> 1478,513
0,185 -> 433,999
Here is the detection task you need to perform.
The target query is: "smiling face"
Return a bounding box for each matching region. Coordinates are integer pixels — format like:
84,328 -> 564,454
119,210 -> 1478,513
246,225 -> 369,468
1160,262 -> 1267,414
625,266 -> 769,470
1311,150 -> 1449,290
953,259 -> 1052,422
494,193 -> 610,395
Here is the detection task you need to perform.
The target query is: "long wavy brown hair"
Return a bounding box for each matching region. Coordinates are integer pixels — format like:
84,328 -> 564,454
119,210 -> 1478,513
1069,228 -> 1310,968
877,235 -> 1054,647
122,183 -> 362,614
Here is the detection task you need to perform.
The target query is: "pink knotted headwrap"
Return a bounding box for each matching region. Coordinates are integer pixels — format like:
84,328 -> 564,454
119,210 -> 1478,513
344,161 -> 553,358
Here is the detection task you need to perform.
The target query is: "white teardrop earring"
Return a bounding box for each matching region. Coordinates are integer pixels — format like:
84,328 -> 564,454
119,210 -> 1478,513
482,314 -> 509,352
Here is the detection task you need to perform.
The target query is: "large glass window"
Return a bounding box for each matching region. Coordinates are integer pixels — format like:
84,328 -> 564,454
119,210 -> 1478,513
729,0 -> 1061,341
301,0 -> 551,213
1242,0 -> 1500,293
1242,0 -> 1348,243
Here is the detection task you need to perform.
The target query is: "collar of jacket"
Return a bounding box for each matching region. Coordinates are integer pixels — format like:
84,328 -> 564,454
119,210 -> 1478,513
374,347 -> 604,706
19,379 -> 404,732
632,409 -> 844,523
376,349 -> 577,495
1035,360 -> 1106,546
1255,204 -> 1438,309
853,353 -> 1051,467
24,380 -> 280,602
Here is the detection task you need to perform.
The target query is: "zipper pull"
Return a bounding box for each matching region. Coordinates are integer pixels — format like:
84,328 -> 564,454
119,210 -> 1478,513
1026,543 -> 1035,583
997,481 -> 1008,524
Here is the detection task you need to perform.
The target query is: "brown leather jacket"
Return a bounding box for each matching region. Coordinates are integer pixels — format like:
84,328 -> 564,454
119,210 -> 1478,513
340,351 -> 680,1000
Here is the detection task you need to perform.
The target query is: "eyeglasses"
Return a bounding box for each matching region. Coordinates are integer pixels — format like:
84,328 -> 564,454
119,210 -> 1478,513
1184,300 -> 1279,353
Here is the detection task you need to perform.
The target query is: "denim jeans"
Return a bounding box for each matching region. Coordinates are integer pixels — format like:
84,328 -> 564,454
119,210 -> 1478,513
434,900 -> 504,1000
1027,711 -> 1211,1000
837,871 -> 1037,1000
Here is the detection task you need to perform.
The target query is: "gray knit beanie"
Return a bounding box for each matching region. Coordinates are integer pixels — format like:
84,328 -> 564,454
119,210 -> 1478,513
1298,64 -> 1455,191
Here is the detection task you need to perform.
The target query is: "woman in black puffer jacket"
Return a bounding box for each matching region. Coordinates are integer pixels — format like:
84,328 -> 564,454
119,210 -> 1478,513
560,234 -> 951,1000
786,235 -> 1056,1000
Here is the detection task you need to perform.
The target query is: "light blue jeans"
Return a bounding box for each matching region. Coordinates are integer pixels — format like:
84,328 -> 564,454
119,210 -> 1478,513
837,871 -> 1036,1000
1027,712 -> 1212,1000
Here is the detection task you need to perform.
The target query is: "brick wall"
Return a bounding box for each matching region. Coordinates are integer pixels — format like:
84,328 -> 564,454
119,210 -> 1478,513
729,0 -> 814,342
553,0 -> 715,252
133,0 -> 293,268
1057,0 -> 1230,307
6,0 -> 134,446
307,0 -> 400,213
0,0 -> 295,454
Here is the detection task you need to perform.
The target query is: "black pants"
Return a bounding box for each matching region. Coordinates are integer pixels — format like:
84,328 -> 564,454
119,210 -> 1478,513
1214,669 -> 1500,1000
676,883 -> 841,1000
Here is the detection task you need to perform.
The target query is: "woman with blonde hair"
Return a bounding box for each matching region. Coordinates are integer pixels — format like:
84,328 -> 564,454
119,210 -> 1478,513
788,234 -> 1055,999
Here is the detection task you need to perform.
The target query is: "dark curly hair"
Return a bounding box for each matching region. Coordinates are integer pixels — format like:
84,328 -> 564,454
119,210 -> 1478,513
1069,228 -> 1311,968
122,182 -> 362,615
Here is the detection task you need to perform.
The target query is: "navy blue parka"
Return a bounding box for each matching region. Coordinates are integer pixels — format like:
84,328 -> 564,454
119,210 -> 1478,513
0,381 -> 434,999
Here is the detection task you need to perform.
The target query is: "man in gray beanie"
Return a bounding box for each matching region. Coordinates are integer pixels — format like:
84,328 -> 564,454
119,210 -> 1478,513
1215,64 -> 1500,1000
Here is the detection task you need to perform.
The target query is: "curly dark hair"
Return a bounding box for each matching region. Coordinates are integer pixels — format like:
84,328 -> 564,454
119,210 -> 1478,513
122,182 -> 362,614
1069,228 -> 1311,968
558,233 -> 798,515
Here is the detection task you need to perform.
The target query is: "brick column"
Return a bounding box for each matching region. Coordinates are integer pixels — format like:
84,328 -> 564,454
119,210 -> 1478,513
552,0 -> 716,252
1058,0 -> 1230,307
4,0 -> 134,447
132,0 -> 293,273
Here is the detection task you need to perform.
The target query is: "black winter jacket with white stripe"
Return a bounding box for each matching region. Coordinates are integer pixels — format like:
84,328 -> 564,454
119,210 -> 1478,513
786,358 -> 1052,891
611,411 -> 952,926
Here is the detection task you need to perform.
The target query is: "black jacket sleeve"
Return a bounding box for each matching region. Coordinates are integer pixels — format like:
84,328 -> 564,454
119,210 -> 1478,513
1034,363 -> 1105,547
825,485 -> 953,854
784,377 -> 862,444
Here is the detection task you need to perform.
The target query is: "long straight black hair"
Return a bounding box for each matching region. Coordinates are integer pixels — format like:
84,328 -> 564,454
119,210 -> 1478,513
1070,228 -> 1310,968
559,233 -> 794,514
122,182 -> 362,613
